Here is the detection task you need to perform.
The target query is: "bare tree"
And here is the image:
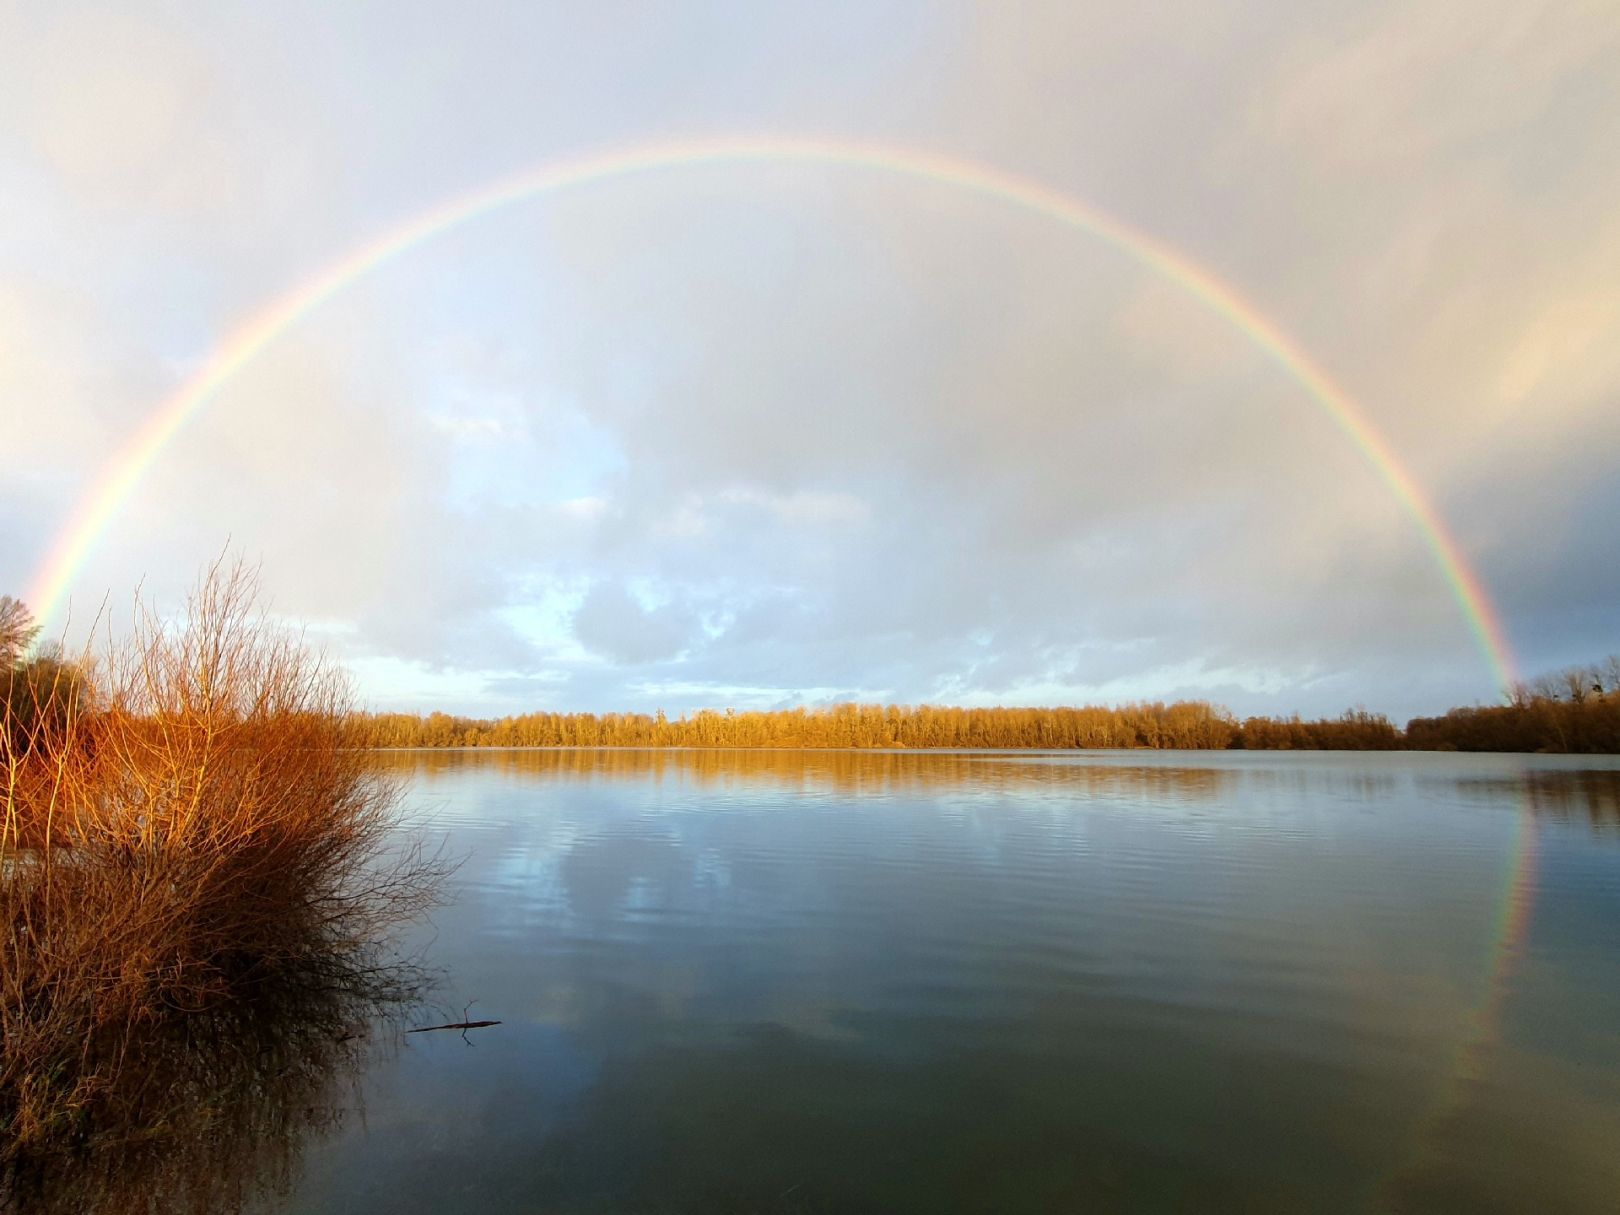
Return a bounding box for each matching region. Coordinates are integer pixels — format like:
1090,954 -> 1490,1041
1561,667 -> 1590,704
0,597 -> 38,667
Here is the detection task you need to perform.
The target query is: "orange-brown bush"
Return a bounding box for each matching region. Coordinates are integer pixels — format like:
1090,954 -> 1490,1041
1,564 -> 443,1206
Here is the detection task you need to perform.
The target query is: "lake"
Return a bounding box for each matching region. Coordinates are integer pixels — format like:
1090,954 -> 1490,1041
270,749 -> 1620,1214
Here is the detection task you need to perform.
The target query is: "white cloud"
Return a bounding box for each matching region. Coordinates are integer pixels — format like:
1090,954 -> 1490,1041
4,0 -> 1617,719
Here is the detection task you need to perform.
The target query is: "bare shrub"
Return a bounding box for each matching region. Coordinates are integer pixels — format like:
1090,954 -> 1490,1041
1,561 -> 446,1208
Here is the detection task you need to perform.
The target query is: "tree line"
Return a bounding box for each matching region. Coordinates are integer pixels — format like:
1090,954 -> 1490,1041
353,700 -> 1247,750
6,592 -> 1616,753
1407,656 -> 1620,754
351,657 -> 1620,754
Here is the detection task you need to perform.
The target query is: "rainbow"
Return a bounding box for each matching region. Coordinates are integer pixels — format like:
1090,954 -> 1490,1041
1377,778 -> 1540,1201
22,134 -> 1518,694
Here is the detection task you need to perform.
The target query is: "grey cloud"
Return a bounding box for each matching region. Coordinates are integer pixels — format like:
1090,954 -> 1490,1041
571,581 -> 697,665
4,1 -> 1617,722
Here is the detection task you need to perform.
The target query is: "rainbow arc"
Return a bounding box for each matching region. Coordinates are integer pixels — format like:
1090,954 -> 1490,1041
25,134 -> 1517,694
21,135 -> 1535,1189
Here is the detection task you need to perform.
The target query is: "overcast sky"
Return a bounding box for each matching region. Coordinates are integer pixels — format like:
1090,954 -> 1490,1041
2,1 -> 1617,721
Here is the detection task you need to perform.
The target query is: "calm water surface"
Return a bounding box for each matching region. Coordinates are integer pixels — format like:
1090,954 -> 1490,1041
271,750 -> 1620,1214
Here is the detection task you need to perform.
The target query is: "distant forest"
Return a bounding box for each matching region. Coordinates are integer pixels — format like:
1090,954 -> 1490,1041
5,587 -> 1615,753
353,656 -> 1620,754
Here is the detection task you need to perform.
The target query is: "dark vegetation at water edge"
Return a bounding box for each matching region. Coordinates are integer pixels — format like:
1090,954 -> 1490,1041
1,573 -> 444,1213
1407,657 -> 1620,754
352,658 -> 1620,753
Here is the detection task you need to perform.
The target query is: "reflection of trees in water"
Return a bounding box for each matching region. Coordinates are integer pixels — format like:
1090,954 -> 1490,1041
1449,770 -> 1620,832
1,950 -> 428,1215
380,747 -> 1234,802
1228,764 -> 1400,803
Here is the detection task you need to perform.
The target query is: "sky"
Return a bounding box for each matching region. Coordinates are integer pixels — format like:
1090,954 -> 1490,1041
1,1 -> 1617,722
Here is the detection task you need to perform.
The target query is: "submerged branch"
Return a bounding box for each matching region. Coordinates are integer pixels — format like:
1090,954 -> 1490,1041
405,1019 -> 501,1034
